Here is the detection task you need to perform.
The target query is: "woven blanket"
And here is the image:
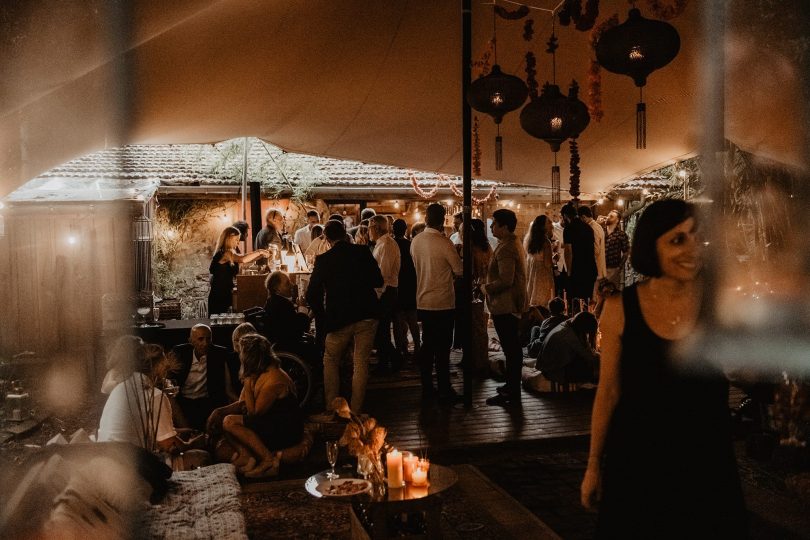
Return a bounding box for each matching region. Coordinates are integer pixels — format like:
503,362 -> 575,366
141,463 -> 247,540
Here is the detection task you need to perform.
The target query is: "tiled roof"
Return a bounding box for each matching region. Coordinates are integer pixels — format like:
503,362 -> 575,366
29,138 -> 530,192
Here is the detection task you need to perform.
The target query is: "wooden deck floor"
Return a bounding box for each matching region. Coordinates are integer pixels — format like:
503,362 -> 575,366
362,352 -> 595,453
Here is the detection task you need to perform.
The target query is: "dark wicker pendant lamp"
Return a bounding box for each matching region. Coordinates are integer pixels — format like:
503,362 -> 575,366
466,3 -> 528,171
595,7 -> 680,149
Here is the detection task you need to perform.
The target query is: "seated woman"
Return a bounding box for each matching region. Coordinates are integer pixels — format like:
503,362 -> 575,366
98,341 -> 205,460
207,334 -> 304,478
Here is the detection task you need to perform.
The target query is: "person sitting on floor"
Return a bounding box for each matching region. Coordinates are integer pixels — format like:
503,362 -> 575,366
99,341 -> 206,458
228,322 -> 260,395
207,333 -> 304,478
527,297 -> 568,358
537,311 -> 600,385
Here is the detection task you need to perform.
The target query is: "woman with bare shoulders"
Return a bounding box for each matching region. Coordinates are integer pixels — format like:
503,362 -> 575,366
581,199 -> 746,537
209,226 -> 269,315
208,334 -> 303,477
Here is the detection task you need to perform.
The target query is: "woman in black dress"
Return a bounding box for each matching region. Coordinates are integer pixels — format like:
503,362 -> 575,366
581,200 -> 746,538
208,226 -> 269,315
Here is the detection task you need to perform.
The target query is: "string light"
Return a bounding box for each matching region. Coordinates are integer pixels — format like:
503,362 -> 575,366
394,201 -> 400,209
616,199 -> 625,207
67,236 -> 77,245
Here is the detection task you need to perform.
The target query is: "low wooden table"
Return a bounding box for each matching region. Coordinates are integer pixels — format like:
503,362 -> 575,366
305,464 -> 458,539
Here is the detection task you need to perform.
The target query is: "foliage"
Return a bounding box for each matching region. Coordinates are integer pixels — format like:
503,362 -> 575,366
207,138 -> 323,202
152,199 -> 226,318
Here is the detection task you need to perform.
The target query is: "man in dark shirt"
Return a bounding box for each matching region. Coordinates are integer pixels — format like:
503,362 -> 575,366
305,220 -> 383,412
561,203 -> 597,313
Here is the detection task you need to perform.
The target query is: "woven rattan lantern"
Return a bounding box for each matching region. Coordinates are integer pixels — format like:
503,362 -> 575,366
595,8 -> 680,148
467,65 -> 528,171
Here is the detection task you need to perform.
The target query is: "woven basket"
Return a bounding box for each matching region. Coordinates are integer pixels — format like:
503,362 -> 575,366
156,299 -> 181,320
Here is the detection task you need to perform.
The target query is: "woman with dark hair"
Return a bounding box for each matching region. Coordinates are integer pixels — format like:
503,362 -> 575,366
524,215 -> 555,308
581,199 -> 746,537
208,334 -> 303,478
209,226 -> 269,315
466,218 -> 493,284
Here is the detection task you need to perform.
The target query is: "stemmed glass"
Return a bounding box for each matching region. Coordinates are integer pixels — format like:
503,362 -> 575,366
326,440 -> 339,480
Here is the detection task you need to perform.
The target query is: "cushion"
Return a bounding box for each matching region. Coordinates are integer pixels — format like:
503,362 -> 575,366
141,463 -> 246,539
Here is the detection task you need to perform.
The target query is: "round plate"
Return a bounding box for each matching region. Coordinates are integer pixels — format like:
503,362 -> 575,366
316,478 -> 372,497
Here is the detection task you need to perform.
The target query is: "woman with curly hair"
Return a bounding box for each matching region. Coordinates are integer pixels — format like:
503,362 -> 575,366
207,334 -> 303,477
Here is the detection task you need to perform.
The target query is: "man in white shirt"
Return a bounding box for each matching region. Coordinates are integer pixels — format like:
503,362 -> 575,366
370,215 -> 401,373
411,203 -> 463,402
293,210 -> 320,252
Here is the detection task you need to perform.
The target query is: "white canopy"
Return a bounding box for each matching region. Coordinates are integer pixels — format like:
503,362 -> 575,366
1,0 -> 805,199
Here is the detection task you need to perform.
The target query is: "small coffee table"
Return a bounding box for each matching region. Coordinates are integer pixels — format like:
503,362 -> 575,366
305,464 -> 458,539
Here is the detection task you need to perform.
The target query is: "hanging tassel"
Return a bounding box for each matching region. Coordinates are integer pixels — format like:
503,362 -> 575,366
551,163 -> 561,204
636,101 -> 646,149
495,134 -> 503,170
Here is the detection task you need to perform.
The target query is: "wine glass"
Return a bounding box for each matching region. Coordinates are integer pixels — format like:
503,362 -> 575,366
163,378 -> 179,398
136,306 -> 151,324
325,440 -> 339,480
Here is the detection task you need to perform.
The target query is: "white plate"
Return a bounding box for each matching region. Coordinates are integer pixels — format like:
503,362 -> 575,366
316,478 -> 372,497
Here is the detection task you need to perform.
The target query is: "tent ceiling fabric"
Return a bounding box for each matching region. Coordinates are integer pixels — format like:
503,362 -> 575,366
1,1 -> 805,199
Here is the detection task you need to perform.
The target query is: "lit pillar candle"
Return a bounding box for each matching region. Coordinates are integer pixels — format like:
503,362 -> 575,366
386,449 -> 403,488
402,452 -> 418,483
411,466 -> 428,487
418,458 -> 430,476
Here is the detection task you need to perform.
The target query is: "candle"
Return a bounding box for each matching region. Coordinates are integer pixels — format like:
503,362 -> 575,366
386,449 -> 403,488
402,452 -> 418,483
411,466 -> 428,487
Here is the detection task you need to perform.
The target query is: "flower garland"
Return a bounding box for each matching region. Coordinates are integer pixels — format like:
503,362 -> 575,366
410,172 -> 498,204
473,116 -> 482,177
646,0 -> 688,20
525,51 -> 538,99
409,171 -> 441,199
448,179 -> 498,204
523,18 -> 534,42
587,14 -> 619,122
472,39 -> 495,79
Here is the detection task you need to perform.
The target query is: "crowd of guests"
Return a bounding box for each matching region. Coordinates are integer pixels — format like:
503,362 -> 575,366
96,198 -> 748,536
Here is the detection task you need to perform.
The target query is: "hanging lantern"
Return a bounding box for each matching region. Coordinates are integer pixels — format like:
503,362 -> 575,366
595,8 -> 680,149
467,65 -> 528,170
519,82 -> 571,152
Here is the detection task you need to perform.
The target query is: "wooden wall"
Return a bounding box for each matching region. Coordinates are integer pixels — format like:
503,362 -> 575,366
0,202 -> 136,385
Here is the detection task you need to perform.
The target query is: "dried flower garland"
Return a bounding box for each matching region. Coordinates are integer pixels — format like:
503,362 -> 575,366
569,139 -> 581,199
558,0 -> 600,31
449,180 -> 498,204
472,39 -> 495,79
525,51 -> 538,98
473,116 -> 482,177
646,0 -> 688,20
410,172 -> 498,204
587,14 -> 619,122
409,171 -> 441,199
523,18 -> 534,41
495,4 -> 530,20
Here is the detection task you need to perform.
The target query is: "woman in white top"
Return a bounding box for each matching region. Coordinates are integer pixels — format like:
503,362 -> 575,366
98,341 -> 191,454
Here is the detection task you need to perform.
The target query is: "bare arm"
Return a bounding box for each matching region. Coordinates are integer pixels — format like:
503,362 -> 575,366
581,293 -> 624,510
224,248 -> 269,265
